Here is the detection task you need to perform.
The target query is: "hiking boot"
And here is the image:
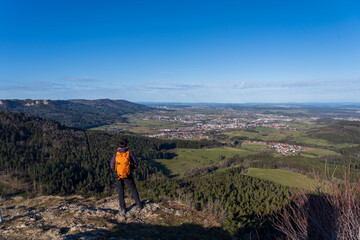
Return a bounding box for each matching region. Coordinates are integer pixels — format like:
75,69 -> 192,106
137,203 -> 144,210
116,209 -> 127,221
132,204 -> 143,215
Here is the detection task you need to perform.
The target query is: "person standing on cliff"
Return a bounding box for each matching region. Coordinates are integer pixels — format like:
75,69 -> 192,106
110,139 -> 143,215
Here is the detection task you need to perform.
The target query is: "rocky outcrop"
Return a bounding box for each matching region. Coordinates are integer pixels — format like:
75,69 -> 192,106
0,195 -> 229,240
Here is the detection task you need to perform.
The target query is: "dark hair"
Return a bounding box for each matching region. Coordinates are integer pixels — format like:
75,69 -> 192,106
119,139 -> 128,148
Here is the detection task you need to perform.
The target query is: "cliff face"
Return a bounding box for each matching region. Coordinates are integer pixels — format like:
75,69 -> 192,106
0,195 -> 230,240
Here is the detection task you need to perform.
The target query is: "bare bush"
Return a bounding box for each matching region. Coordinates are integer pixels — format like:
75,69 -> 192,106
204,199 -> 228,223
272,175 -> 360,240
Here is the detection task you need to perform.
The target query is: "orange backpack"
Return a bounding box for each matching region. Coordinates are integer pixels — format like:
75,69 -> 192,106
115,150 -> 131,179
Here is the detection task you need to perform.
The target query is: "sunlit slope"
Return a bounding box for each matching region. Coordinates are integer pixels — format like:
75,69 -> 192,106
246,168 -> 316,189
155,147 -> 256,177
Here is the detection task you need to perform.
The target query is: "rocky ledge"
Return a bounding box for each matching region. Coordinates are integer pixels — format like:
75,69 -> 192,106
0,195 -> 230,240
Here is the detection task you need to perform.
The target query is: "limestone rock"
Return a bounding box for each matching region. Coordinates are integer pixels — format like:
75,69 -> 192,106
0,195 -> 222,240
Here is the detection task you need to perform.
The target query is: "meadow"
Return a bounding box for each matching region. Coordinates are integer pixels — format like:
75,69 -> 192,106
241,142 -> 268,150
246,168 -> 316,189
225,126 -> 359,154
301,147 -> 341,158
224,127 -> 332,146
155,147 -> 256,177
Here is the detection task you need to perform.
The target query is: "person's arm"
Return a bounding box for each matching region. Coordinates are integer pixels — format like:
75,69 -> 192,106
130,152 -> 138,169
110,153 -> 116,170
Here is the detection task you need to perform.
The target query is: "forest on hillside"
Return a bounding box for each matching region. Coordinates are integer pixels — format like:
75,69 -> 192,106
0,111 -> 219,195
0,99 -> 153,129
138,167 -> 291,237
1,110 -> 360,239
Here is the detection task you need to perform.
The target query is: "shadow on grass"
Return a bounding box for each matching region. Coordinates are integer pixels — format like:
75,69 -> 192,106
147,159 -> 178,178
0,190 -> 27,199
63,222 -> 233,240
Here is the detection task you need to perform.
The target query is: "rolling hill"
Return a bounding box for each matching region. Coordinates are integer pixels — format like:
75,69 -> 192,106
0,99 -> 153,129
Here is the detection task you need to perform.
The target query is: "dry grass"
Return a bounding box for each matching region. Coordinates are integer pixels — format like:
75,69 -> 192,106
272,170 -> 360,240
203,200 -> 228,225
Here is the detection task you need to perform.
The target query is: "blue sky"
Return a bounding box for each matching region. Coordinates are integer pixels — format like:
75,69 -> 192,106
1,0 -> 360,103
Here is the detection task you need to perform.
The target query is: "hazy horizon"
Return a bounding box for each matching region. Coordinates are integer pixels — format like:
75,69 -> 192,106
2,98 -> 360,105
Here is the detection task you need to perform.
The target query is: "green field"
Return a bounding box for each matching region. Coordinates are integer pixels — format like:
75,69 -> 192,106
292,135 -> 330,146
224,130 -> 262,139
155,147 -> 256,177
334,143 -> 359,148
241,142 -> 268,150
224,127 -> 332,147
246,168 -> 316,189
224,128 -> 299,142
301,147 -> 341,158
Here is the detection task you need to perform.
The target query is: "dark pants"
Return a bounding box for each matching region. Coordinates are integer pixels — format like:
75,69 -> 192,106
115,173 -> 142,210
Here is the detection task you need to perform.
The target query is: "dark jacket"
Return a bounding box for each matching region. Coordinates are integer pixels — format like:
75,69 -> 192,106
110,147 -> 138,171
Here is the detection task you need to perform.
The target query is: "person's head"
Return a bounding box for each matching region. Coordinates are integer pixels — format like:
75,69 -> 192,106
119,139 -> 128,148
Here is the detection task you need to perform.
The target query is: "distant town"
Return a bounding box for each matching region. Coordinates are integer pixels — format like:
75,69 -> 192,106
243,140 -> 307,155
146,113 -> 294,139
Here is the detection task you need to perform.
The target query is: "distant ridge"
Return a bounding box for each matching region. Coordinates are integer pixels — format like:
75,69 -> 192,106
0,99 -> 153,129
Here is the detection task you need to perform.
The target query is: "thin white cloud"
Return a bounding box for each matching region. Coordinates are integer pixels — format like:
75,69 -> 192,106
144,82 -> 204,91
229,78 -> 360,90
1,78 -> 360,102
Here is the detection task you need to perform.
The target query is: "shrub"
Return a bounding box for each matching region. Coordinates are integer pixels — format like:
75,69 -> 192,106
272,173 -> 360,240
